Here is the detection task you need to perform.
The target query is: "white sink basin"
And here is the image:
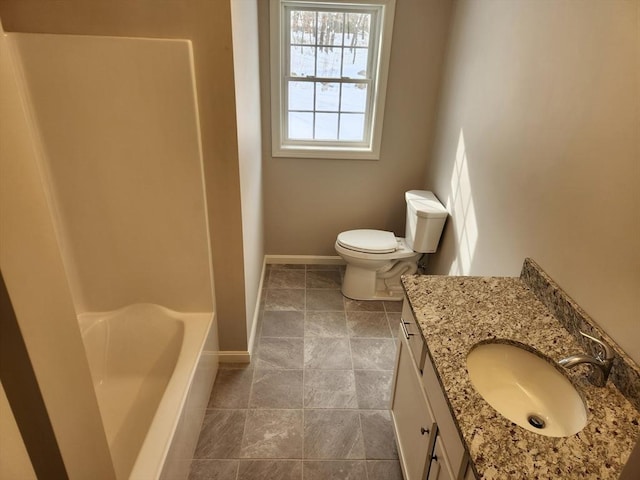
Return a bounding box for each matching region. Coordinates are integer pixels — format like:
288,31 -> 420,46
466,341 -> 587,437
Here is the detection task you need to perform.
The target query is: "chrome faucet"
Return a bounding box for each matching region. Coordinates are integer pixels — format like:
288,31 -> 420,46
558,331 -> 614,387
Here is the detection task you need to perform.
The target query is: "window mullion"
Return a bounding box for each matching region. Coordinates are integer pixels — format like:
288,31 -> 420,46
336,11 -> 346,141
313,11 -> 319,140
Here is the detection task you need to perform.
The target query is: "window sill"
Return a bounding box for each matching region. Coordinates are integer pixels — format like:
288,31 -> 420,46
272,145 -> 380,160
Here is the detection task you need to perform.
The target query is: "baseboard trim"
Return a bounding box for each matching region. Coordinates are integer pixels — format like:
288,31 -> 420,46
247,258 -> 267,357
265,255 -> 345,265
217,351 -> 251,364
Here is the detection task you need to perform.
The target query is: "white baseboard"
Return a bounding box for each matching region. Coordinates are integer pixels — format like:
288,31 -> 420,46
217,351 -> 251,364
247,258 -> 267,357
265,255 -> 345,265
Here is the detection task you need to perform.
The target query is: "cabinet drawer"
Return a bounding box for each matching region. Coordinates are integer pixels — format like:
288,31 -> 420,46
401,298 -> 427,372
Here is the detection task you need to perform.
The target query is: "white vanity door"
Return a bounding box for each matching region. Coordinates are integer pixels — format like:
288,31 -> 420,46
427,436 -> 456,480
391,326 -> 437,480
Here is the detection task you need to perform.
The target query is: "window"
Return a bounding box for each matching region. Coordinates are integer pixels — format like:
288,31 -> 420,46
270,0 -> 396,159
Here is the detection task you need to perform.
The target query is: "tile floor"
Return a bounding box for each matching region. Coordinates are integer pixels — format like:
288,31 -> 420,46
189,264 -> 403,480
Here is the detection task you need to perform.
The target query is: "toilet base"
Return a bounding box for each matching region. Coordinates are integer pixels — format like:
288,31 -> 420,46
341,288 -> 405,302
341,259 -> 419,301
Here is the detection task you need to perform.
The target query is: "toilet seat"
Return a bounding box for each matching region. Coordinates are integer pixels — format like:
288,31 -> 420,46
335,237 -> 418,261
336,229 -> 398,254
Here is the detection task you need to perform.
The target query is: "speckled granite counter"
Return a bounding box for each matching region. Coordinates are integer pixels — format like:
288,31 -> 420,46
402,259 -> 640,479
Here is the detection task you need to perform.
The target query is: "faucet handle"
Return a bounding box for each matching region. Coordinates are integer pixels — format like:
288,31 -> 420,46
579,331 -> 614,362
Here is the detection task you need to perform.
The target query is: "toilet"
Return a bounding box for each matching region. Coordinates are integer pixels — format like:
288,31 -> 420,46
335,190 -> 448,301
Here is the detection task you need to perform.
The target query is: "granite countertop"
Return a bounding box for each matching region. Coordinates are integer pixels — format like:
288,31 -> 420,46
402,260 -> 640,479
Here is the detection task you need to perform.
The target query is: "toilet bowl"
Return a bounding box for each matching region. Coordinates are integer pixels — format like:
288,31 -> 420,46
335,191 -> 448,301
335,230 -> 421,301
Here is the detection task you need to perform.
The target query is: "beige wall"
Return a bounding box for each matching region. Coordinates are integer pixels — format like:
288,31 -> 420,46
426,0 -> 640,362
231,0 -> 265,352
259,0 -> 454,255
0,0 -> 249,351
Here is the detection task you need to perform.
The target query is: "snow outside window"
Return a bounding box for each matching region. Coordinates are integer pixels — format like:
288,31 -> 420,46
270,0 -> 396,159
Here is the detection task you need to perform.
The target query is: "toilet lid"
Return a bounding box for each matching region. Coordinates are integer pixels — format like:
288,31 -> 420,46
337,229 -> 398,254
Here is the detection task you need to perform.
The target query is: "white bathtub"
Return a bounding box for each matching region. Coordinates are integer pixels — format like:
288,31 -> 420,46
79,304 -> 216,480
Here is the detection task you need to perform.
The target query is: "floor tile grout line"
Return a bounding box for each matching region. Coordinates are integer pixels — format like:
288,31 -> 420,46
357,407 -> 369,479
300,265 -> 307,480
237,302 -> 260,464
385,313 -> 394,338
234,456 -> 240,480
302,267 -> 306,471
346,312 -> 357,395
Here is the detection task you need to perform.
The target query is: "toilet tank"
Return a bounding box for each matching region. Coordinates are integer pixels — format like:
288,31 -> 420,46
404,190 -> 448,253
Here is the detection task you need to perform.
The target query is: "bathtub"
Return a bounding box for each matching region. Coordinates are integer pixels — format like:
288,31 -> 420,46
79,303 -> 217,480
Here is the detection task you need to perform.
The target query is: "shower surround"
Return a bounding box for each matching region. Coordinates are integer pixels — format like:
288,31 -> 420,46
7,33 -> 217,479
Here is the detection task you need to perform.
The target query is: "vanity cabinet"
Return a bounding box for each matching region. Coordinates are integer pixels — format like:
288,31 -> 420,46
391,297 -> 471,480
390,321 -> 436,480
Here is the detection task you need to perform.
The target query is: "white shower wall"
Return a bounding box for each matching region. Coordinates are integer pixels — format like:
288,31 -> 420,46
10,33 -> 213,314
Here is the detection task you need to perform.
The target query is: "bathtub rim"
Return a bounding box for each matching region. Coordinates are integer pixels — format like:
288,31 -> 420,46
78,303 -> 214,480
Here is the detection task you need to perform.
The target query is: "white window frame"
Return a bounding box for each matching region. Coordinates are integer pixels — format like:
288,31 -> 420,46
270,0 -> 396,160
